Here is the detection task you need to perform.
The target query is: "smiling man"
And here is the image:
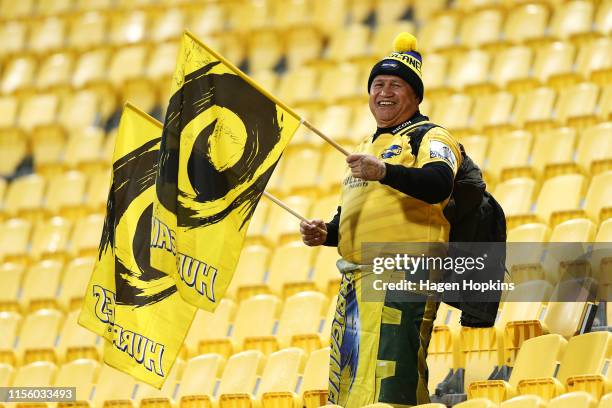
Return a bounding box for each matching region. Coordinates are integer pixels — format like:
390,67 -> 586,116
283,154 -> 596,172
300,33 -> 463,407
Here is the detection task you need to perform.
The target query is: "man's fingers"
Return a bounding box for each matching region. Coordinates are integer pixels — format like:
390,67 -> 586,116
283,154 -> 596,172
346,153 -> 364,163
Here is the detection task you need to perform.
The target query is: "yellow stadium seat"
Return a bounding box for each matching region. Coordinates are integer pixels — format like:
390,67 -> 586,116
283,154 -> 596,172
20,260 -> 63,311
316,105 -> 353,145
469,334 -> 566,403
0,129 -> 27,178
448,50 -> 491,91
556,82 -> 599,126
549,391 -> 598,408
301,347 -> 330,408
280,147 -> 322,194
251,69 -> 278,96
318,63 -> 363,105
136,362 -> 182,408
582,171 -> 612,222
0,218 -> 31,264
177,353 -> 225,407
16,309 -> 64,365
0,21 -> 27,58
59,90 -> 101,130
0,262 -> 24,310
248,30 -> 283,72
36,52 -> 75,90
108,9 -> 147,45
150,7 -> 184,42
245,200 -> 269,242
216,32 -> 246,68
517,332 -> 611,400
550,0 -> 595,40
75,0 -> 114,11
493,178 -> 535,217
255,347 -> 306,407
108,44 -> 149,86
146,40 -> 179,80
229,244 -> 269,301
534,42 -> 576,85
0,55 -> 36,94
576,122 -> 612,173
272,0 -> 313,28
459,135 -> 488,168
576,38 -> 612,79
17,93 -> 59,131
12,361 -> 57,386
0,95 -> 19,128
37,0 -> 72,15
0,362 -> 13,386
84,167 -> 110,212
313,245 -> 341,298
278,66 -> 318,106
427,303 -> 462,393
600,393 -> 612,408
72,47 -> 112,87
200,295 -> 279,357
507,223 -> 550,242
309,195 -> 340,228
0,178 -> 5,207
492,46 -> 533,89
184,298 -> 235,357
485,130 -> 532,183
349,104 -> 378,143
58,256 -> 95,311
595,0 -> 612,33
67,11 -> 108,50
371,21 -> 417,56
471,92 -> 514,131
225,0 -> 270,33
216,350 -> 266,406
69,213 -> 104,257
459,8 -> 503,48
504,3 -> 549,44
45,171 -> 87,217
267,242 -> 317,297
500,395 -> 547,408
431,93 -> 472,131
57,310 -> 100,362
422,53 -> 448,90
513,87 -> 556,127
318,148 -> 348,191
28,16 -> 66,54
285,27 -> 324,69
535,174 -> 585,225
264,196 -> 311,244
454,398 -> 497,408
413,404 -> 446,408
30,217 -> 72,262
461,326 -> 504,392
325,24 -> 370,62
274,291 -> 327,351
31,125 -> 67,177
92,364 -> 138,408
419,13 -> 458,52
63,127 -> 105,171
54,358 -> 99,401
184,2 -> 225,37
0,311 -> 21,353
531,127 -> 576,178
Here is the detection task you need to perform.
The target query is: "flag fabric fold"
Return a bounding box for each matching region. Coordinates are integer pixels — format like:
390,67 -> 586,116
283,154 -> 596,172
151,31 -> 302,311
78,103 -> 196,389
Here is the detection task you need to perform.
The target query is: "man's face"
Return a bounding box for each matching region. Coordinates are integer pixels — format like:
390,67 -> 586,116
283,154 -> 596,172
369,75 -> 420,128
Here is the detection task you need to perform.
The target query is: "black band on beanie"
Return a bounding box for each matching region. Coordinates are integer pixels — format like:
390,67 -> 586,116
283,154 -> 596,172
368,59 -> 424,102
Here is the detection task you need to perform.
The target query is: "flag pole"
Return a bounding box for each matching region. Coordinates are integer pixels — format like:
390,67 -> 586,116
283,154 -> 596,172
302,119 -> 350,156
262,191 -> 327,234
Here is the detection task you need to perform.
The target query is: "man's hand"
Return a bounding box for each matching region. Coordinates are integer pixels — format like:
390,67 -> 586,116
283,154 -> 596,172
300,219 -> 327,246
347,153 -> 386,181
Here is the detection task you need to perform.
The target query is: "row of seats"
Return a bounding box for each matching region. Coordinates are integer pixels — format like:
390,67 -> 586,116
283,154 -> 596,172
409,391 -> 612,407
0,346 -> 332,408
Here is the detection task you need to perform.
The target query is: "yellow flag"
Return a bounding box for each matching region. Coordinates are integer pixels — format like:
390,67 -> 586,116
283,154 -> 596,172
78,103 -> 196,389
151,31 -> 301,311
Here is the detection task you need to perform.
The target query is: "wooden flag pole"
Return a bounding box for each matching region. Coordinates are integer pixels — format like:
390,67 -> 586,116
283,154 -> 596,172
302,119 -> 350,156
262,191 -> 327,234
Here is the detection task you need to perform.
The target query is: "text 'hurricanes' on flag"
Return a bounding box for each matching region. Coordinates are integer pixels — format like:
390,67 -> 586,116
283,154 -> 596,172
78,103 -> 196,389
151,31 -> 302,311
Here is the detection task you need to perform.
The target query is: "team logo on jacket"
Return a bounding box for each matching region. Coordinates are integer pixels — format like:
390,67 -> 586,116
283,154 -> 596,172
380,144 -> 402,159
429,140 -> 456,168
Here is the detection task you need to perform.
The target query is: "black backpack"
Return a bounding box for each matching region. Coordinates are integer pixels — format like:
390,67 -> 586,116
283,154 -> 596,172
407,122 -> 507,327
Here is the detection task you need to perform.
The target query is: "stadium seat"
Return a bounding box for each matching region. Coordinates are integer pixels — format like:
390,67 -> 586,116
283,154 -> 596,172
0,363 -> 13,386
316,105 -> 353,145
150,7 -> 184,42
228,243 -> 269,300
54,358 -> 99,401
0,21 -> 27,58
177,353 -> 225,408
448,50 -> 490,91
108,9 -> 148,46
30,217 -> 71,261
280,147 -> 322,194
15,308 -> 64,365
517,331 -> 611,400
215,350 -> 266,407
459,135 -> 488,168
504,3 -> 549,44
248,30 -> 283,72
69,213 -> 104,257
534,174 -> 585,225
0,129 -> 27,178
0,54 -> 36,94
274,291 -> 327,351
421,53 -> 448,91
136,361 -> 183,408
264,196 -> 311,244
245,200 -> 270,243
92,363 -> 138,408
36,52 -> 75,90
548,391 -> 598,408
67,11 -> 108,50
108,44 -> 149,86
146,40 -> 179,81
513,87 -> 556,128
45,170 -> 87,218
485,130 -> 532,183
318,63 -> 363,105
531,127 -> 576,178
0,218 -> 32,264
600,393 -> 612,408
58,256 -> 95,311
454,399 -> 497,407
427,303 -> 462,393
549,218 -> 597,242
534,42 -> 576,87
431,93 -> 472,131
419,13 -> 458,52
37,0 -> 72,15
471,92 -> 514,131
184,3 -> 226,38
313,245 -> 341,298
576,38 -> 612,79
72,48 -> 112,87
273,0 -> 314,29
493,178 -> 535,217
20,259 -> 63,311
0,263 -> 25,311
57,310 -> 100,362
266,241 -> 317,297
256,347 -> 307,407
500,395 -> 547,408
278,66 -> 319,106
12,361 -> 57,386
325,24 -> 371,62
595,0 -> 612,33
63,127 -> 105,171
301,347 -> 330,408
492,46 -> 533,91
28,17 -> 66,54
549,0 -> 595,40
84,166 -> 110,211
184,298 -> 235,358
576,122 -> 612,174
459,8 -> 502,48
0,311 -> 21,354
468,334 -> 567,403
0,95 -> 19,129
0,178 -> 6,208
17,93 -> 59,131
555,82 -> 599,126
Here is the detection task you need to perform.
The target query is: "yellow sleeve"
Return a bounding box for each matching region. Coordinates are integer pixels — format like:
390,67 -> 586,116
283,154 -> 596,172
415,127 -> 462,175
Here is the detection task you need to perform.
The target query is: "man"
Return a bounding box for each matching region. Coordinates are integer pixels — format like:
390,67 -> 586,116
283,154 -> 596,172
300,33 -> 463,407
